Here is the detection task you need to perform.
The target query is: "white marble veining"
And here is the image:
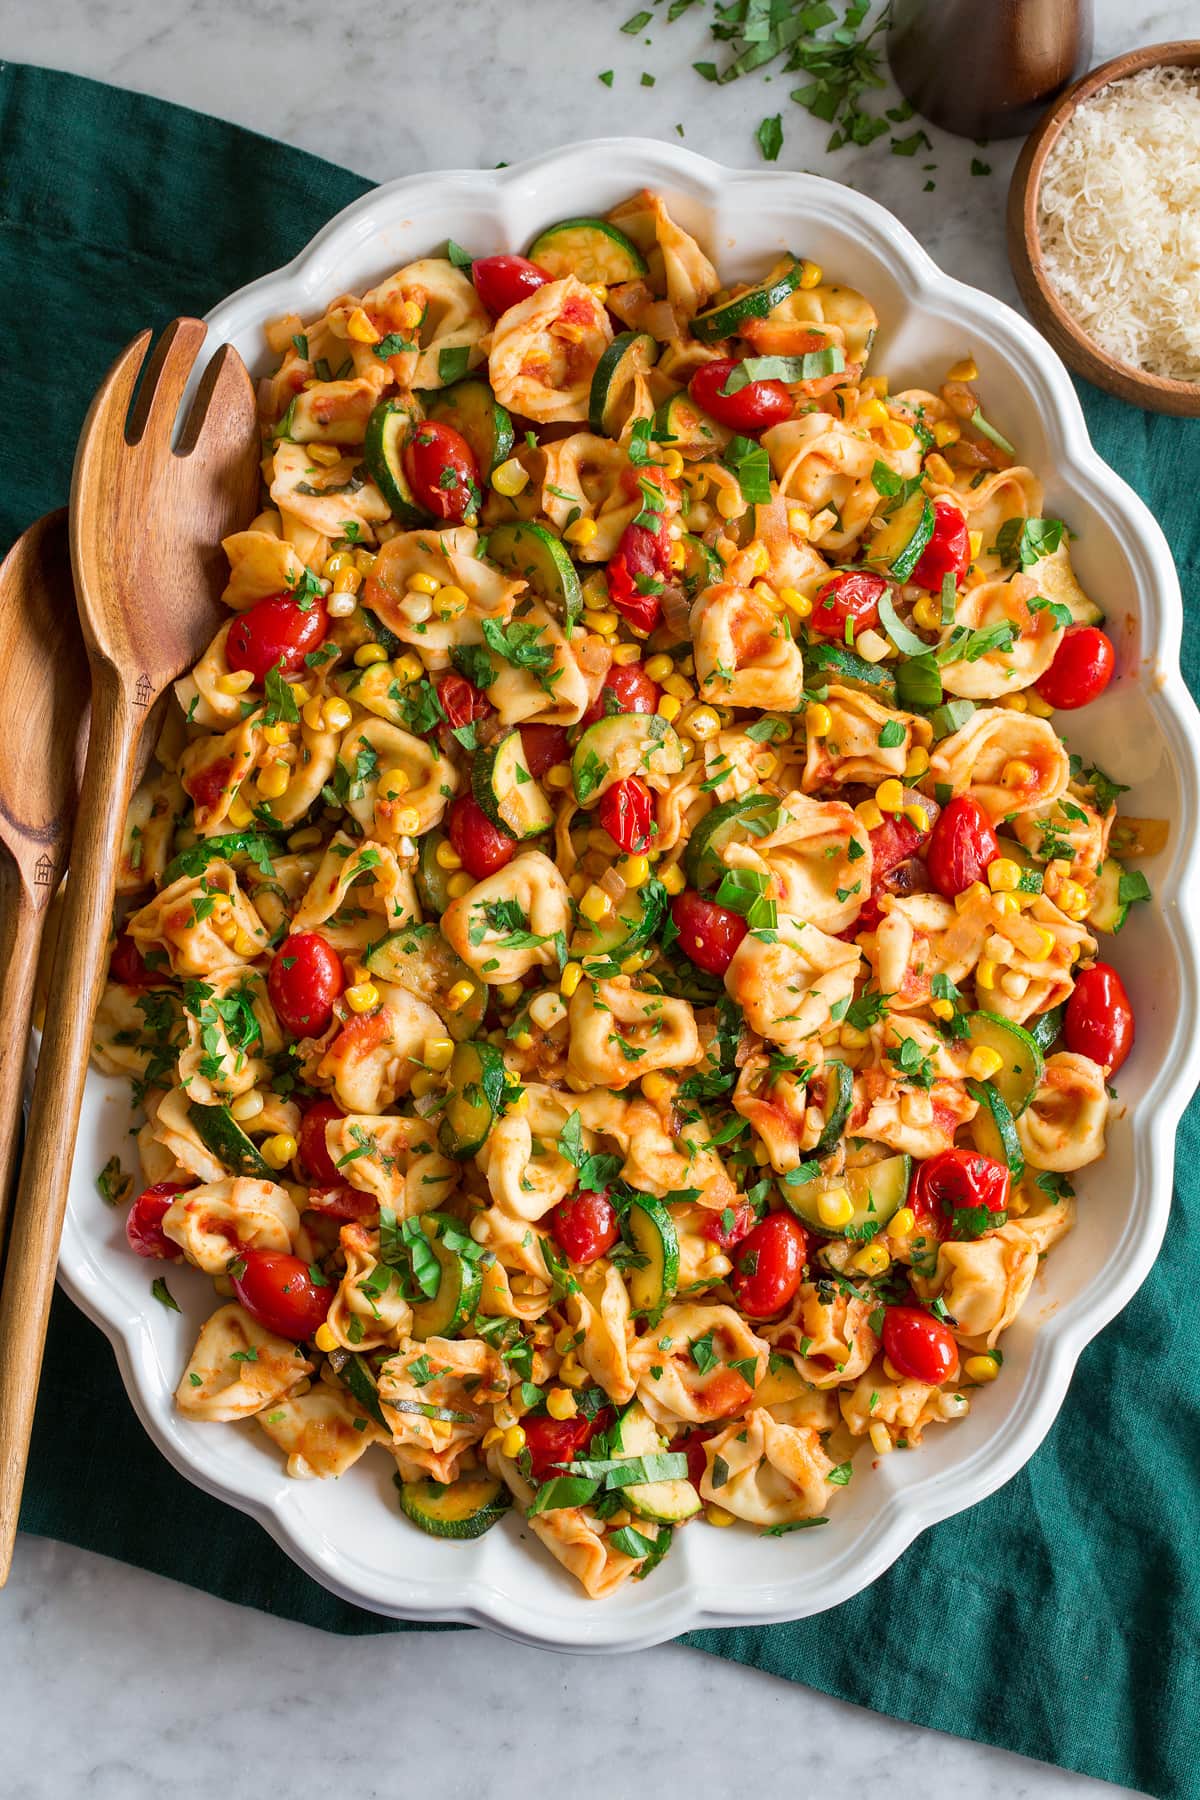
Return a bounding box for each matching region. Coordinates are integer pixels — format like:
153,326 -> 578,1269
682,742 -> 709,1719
0,0 -> 1187,1792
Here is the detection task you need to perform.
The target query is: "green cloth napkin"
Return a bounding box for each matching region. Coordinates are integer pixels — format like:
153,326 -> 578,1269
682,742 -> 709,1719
4,59 -> 1198,1800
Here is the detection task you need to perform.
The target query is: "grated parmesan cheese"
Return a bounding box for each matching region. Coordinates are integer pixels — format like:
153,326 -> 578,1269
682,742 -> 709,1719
1037,65 -> 1200,384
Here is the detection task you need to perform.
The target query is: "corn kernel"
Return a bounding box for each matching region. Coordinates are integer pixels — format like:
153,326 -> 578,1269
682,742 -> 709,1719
948,357 -> 978,382
501,1425 -> 527,1458
260,1132 -> 297,1170
933,420 -> 961,449
955,881 -> 989,912
230,1090 -> 265,1124
324,549 -> 356,576
345,306 -> 379,344
882,419 -> 916,451
233,930 -> 260,958
564,515 -> 598,548
930,997 -> 955,1022
439,871 -> 471,903
262,721 -> 290,747
409,1070 -> 439,1099
396,299 -> 423,332
433,584 -> 469,621
1056,879 -> 1089,921
986,858 -> 1019,894
445,979 -> 477,1014
805,701 -> 833,740
976,958 -> 997,990
482,1425 -> 504,1450
314,1323 -> 339,1353
588,282 -> 609,305
855,799 -> 884,831
1002,758 -> 1035,789
661,448 -> 685,479
554,1328 -> 576,1357
306,446 -> 344,470
320,698 -> 352,733
1027,926 -> 1056,962
583,608 -> 619,637
297,699 -> 322,734
583,881 -> 617,924
912,595 -> 941,632
545,1386 -> 578,1422
657,694 -> 682,722
967,1045 -> 1004,1081
227,795 -> 254,829
615,854 -> 649,891
869,1422 -> 894,1457
257,762 -> 290,800
890,1206 -> 916,1238
903,804 -> 929,833
402,574 -> 438,602
540,762 -> 570,793
965,1353 -> 1000,1384
905,745 -> 931,780
660,863 -> 686,896
716,487 -> 742,520
387,808 -> 417,838
705,1504 -> 737,1527
863,375 -> 889,397
1026,692 -> 1055,718
558,1354 -> 587,1389
511,1030 -> 535,1051
554,961 -> 583,1002
860,397 -> 889,429
1003,693 -> 1028,713
967,530 -> 983,561
611,643 -> 642,668
799,259 -> 823,289
850,1242 -> 891,1278
644,654 -> 674,684
332,567 -> 362,597
354,550 -> 377,577
345,981 -> 379,1014
683,468 -> 710,498
641,1071 -> 673,1105
875,779 -> 904,814
353,642 -> 388,669
817,1187 -> 854,1229
218,668 -> 255,696
925,452 -> 955,485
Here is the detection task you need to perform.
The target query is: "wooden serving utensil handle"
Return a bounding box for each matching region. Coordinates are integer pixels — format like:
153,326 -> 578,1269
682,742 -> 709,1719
0,870 -> 48,1262
0,668 -> 142,1583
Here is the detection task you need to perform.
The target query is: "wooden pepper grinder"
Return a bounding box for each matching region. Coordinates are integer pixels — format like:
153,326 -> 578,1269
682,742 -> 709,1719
887,0 -> 1094,138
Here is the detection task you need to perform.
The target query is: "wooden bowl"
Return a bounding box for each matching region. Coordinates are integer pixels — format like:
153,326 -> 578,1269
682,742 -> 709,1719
1007,40 -> 1200,416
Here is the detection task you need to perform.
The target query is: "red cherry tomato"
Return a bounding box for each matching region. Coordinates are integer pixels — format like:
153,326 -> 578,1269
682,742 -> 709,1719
437,671 -> 492,731
303,1185 -> 378,1223
670,1425 -> 719,1491
910,498 -> 971,591
1065,961 -> 1134,1074
446,792 -> 516,879
702,1200 -> 757,1249
298,1097 -> 346,1186
1034,625 -> 1115,711
109,931 -> 160,989
925,796 -> 999,899
126,1181 -> 192,1260
226,592 -> 328,683
232,1249 -> 331,1341
730,1212 -> 809,1318
471,253 -> 551,316
606,518 -> 673,634
268,932 -> 345,1038
182,754 -> 236,818
671,888 -> 749,977
519,722 -> 571,779
403,421 -> 480,523
549,1187 -> 620,1266
688,357 -> 793,433
869,803 -> 935,883
580,660 -> 662,727
809,569 -> 888,639
598,775 -> 654,854
882,1305 -> 960,1385
910,1148 -> 1010,1241
522,1408 -> 612,1482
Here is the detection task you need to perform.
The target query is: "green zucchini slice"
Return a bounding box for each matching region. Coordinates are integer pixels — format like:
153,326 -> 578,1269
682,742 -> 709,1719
962,1013 -> 1043,1117
625,1195 -> 679,1326
651,391 -> 730,458
438,1040 -> 508,1159
570,879 -> 665,965
804,641 -> 899,702
471,729 -> 553,840
363,397 -> 428,526
487,520 -> 583,628
1087,858 -> 1128,933
863,490 -> 935,583
684,792 -> 782,890
416,831 -> 455,916
571,713 -> 685,806
409,1213 -> 485,1340
187,1102 -> 271,1178
969,1080 -> 1024,1178
526,217 -> 647,285
1028,1003 -> 1065,1054
812,1059 -> 855,1156
691,260 -> 804,345
339,1352 -> 388,1426
422,378 -> 514,475
783,1153 -> 911,1239
398,1473 -> 511,1540
363,924 -> 486,1041
589,331 -> 659,437
611,1402 -> 702,1523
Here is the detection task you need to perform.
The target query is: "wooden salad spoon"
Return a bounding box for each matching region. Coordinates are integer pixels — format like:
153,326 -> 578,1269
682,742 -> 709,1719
0,320 -> 260,1582
0,513 -> 90,1257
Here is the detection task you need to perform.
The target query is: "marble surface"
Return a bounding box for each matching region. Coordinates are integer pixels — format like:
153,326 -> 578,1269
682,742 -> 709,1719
0,0 -> 1186,1792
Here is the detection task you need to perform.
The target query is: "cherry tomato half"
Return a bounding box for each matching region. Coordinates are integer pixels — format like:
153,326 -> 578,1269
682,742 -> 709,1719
702,1199 -> 757,1249
520,722 -> 571,779
925,795 -> 999,899
522,1408 -> 611,1482
438,671 -> 492,731
1034,625 -> 1115,712
689,357 -> 793,433
226,592 -> 328,683
882,1305 -> 960,1385
598,775 -> 654,854
268,931 -> 345,1038
606,517 -> 673,634
911,498 -> 970,592
670,1425 -> 720,1491
403,421 -> 480,523
471,253 -> 551,317
910,1147 -> 1010,1241
1064,961 -> 1134,1074
446,792 -> 516,879
109,931 -> 160,989
298,1097 -> 346,1186
126,1181 -> 191,1260
671,888 -> 749,977
232,1249 -> 331,1341
730,1212 -> 810,1318
809,569 -> 888,639
550,1187 -> 620,1266
580,660 -> 662,728
303,1185 -> 378,1223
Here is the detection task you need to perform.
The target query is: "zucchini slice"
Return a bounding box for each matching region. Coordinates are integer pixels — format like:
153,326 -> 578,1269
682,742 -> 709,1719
783,1153 -> 911,1239
626,1194 -> 679,1326
804,641 -> 899,701
471,729 -> 553,840
487,520 -> 582,628
423,378 -> 514,475
812,1060 -> 854,1156
438,1039 -> 508,1159
652,391 -> 731,458
969,1080 -> 1024,1179
398,1473 -> 511,1540
571,713 -> 685,806
416,831 -> 455,915
962,1013 -> 1043,1117
186,1102 -> 271,1178
1087,858 -> 1128,933
363,397 -> 428,526
692,260 -> 804,345
679,533 -> 722,598
589,331 -> 659,437
864,489 -> 935,583
1028,1003 -> 1065,1054
363,925 -> 486,1041
340,1351 -> 388,1426
684,791 -> 782,890
409,1213 -> 485,1339
611,1402 -> 702,1524
571,879 -> 665,964
526,217 -> 647,285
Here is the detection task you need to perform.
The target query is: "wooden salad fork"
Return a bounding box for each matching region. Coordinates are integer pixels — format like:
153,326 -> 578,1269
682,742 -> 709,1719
0,320 -> 260,1582
0,513 -> 90,1257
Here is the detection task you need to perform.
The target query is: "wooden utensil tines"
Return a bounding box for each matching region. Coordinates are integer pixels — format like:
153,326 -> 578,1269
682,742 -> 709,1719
0,514 -> 90,1259
0,320 -> 260,1582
